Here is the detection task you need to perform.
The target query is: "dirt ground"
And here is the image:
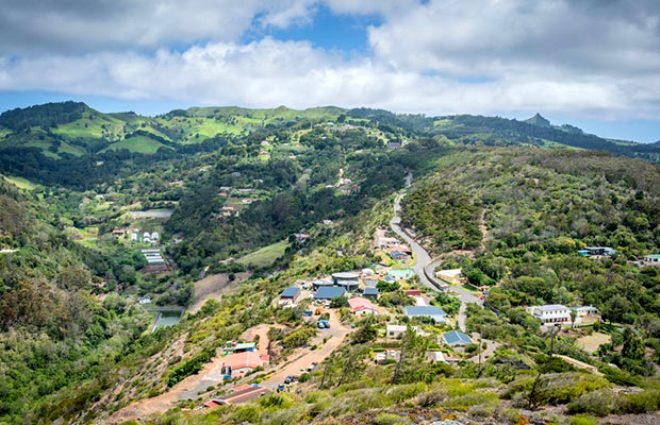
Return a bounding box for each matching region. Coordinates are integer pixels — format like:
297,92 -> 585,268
189,272 -> 251,313
259,309 -> 351,390
576,331 -> 611,354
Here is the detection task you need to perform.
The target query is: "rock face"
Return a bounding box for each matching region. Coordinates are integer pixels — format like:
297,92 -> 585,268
524,112 -> 552,127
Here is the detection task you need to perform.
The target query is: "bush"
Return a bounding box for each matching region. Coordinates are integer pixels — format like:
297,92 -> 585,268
569,415 -> 599,425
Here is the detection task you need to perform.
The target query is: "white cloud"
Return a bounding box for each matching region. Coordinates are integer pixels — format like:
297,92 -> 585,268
1,0 -> 660,121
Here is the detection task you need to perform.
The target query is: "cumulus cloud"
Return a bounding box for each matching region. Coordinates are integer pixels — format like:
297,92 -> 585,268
1,0 -> 660,121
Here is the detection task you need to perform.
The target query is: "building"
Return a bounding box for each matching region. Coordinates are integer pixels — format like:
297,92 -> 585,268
443,330 -> 473,347
221,351 -> 269,377
312,278 -> 334,290
386,324 -> 419,338
313,286 -> 346,301
331,272 -> 360,291
581,246 -> 616,257
526,304 -> 571,325
435,269 -> 463,285
427,351 -> 447,363
348,297 -> 378,315
363,287 -> 380,300
224,341 -> 256,354
279,287 -> 301,305
404,305 -> 447,324
642,254 -> 660,266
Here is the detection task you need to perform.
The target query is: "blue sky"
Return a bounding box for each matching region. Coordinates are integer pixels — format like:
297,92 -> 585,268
1,0 -> 659,143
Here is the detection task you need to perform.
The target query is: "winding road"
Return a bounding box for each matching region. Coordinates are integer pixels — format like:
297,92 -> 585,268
390,173 -> 482,332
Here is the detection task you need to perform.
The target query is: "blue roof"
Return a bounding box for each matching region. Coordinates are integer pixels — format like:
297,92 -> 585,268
280,287 -> 300,298
443,330 -> 473,346
363,287 -> 379,296
404,305 -> 447,317
314,286 -> 346,300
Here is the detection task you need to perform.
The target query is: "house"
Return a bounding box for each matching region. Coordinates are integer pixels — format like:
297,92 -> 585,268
427,351 -> 447,363
386,324 -> 419,338
404,289 -> 422,297
378,237 -> 400,248
570,305 -> 599,324
348,297 -> 378,315
221,351 -> 269,377
390,251 -> 409,260
443,330 -> 473,347
363,278 -> 379,288
363,287 -> 380,300
331,272 -> 360,291
279,287 -> 301,305
138,296 -> 152,305
313,286 -> 346,301
224,341 -> 256,353
312,278 -> 334,290
582,246 -> 616,257
151,232 -> 159,241
526,304 -> 571,325
111,228 -> 126,238
642,254 -> 660,266
435,269 -> 463,285
293,233 -> 311,243
404,305 -> 447,324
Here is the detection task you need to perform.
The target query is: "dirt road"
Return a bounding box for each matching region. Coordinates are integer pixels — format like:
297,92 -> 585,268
259,310 -> 351,390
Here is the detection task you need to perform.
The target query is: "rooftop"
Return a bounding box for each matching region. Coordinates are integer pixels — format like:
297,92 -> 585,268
363,287 -> 379,296
536,304 -> 569,311
222,351 -> 269,370
314,286 -> 346,300
280,287 -> 301,298
404,305 -> 447,317
348,297 -> 376,312
443,330 -> 473,346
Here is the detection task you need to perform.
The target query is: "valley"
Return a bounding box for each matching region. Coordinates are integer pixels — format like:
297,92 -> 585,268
0,103 -> 658,425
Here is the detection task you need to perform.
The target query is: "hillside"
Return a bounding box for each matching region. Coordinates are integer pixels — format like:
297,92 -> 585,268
0,102 -> 658,191
0,102 -> 658,425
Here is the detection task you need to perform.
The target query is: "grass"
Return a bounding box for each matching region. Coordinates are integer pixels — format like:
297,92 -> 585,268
236,240 -> 289,268
3,176 -> 35,190
101,135 -> 171,154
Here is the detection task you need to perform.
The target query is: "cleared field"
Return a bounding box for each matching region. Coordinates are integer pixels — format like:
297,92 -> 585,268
3,176 -> 35,190
236,240 -> 289,268
577,332 -> 611,354
102,135 -> 170,154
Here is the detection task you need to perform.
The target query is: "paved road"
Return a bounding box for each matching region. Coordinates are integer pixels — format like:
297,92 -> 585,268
390,183 -> 482,332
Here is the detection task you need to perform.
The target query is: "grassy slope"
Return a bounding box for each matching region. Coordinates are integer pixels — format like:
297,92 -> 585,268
101,135 -> 170,154
236,240 -> 289,268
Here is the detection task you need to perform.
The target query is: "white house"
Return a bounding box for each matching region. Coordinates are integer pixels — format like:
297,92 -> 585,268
526,304 -> 571,325
386,324 -> 420,338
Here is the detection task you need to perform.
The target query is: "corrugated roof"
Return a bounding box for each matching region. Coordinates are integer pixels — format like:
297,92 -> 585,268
404,305 -> 446,317
443,330 -> 473,346
314,286 -> 346,300
280,287 -> 300,298
364,287 -> 379,295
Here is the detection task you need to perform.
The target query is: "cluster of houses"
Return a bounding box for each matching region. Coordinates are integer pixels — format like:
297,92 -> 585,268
111,228 -> 160,245
525,304 -> 599,327
378,236 -> 413,261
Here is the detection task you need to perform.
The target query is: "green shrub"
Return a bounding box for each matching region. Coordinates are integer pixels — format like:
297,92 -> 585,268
372,412 -> 405,425
569,415 -> 599,425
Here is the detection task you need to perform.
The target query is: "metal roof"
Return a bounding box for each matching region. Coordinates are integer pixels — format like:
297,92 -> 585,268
314,286 -> 346,300
280,287 -> 300,298
404,305 -> 446,317
363,287 -> 379,295
443,330 -> 473,346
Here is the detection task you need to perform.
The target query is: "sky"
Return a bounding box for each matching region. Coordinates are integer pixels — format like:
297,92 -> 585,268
1,0 -> 660,142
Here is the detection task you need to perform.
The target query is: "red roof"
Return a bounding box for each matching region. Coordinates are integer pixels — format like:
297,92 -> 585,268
203,400 -> 222,409
405,289 -> 422,296
348,297 -> 376,313
222,351 -> 269,370
231,384 -> 254,393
